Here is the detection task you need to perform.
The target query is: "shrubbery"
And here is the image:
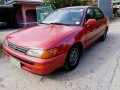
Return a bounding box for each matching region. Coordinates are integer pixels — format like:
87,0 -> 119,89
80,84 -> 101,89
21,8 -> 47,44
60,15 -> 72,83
44,0 -> 88,8
0,44 -> 2,53
0,0 -> 7,4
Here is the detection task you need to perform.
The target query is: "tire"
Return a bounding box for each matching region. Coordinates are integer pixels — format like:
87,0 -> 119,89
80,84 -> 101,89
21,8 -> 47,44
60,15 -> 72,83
64,44 -> 82,71
99,28 -> 108,41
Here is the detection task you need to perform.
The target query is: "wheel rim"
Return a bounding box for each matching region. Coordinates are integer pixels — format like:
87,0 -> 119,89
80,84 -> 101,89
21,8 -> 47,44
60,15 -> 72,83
69,48 -> 79,66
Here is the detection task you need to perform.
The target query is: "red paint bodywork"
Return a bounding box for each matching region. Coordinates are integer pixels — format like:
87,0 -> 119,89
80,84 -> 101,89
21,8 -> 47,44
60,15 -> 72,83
3,6 -> 109,75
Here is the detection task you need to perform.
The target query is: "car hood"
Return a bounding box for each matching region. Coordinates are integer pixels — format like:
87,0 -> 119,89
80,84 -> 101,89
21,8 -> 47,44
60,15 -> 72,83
7,24 -> 82,49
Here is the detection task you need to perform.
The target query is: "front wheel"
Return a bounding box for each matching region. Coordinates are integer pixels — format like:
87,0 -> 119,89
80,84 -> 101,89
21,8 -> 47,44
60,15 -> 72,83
64,44 -> 82,71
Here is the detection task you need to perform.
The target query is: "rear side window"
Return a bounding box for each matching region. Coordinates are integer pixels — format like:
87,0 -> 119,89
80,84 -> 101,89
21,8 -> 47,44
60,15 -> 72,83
94,8 -> 104,20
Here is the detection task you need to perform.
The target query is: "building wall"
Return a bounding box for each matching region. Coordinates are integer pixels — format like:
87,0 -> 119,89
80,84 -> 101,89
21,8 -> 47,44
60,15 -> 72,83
22,4 -> 38,23
15,5 -> 23,23
97,0 -> 113,19
15,3 -> 42,26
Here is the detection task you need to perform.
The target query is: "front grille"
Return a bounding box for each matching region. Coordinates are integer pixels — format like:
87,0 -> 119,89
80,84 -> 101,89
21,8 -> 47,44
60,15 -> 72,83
4,49 -> 34,65
8,42 -> 28,54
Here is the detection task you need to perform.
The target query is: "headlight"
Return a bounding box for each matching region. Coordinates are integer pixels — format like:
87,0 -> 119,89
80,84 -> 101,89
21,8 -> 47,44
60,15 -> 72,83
26,48 -> 58,59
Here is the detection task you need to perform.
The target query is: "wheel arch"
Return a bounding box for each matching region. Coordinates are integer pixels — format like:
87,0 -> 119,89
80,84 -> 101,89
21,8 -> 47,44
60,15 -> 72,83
72,42 -> 84,53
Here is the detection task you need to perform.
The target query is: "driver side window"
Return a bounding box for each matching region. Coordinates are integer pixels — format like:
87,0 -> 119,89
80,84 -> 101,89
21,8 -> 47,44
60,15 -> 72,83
86,8 -> 94,20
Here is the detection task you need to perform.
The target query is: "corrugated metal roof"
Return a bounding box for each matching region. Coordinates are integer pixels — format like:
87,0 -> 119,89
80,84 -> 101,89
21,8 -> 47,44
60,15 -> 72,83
6,0 -> 44,5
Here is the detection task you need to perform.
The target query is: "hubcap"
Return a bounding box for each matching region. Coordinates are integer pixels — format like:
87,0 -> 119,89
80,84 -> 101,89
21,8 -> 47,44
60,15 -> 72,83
69,48 -> 79,66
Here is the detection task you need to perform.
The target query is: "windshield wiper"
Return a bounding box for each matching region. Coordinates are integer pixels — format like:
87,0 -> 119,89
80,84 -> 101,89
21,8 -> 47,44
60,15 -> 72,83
49,22 -> 70,26
40,22 -> 70,26
39,22 -> 50,25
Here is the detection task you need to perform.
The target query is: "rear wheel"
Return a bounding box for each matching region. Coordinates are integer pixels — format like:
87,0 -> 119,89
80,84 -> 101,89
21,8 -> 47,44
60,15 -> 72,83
99,28 -> 108,41
64,44 -> 82,71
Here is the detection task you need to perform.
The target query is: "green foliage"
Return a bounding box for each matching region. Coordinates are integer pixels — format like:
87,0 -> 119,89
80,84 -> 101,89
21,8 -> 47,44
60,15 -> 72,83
0,44 -> 2,53
44,0 -> 88,8
0,0 -> 7,4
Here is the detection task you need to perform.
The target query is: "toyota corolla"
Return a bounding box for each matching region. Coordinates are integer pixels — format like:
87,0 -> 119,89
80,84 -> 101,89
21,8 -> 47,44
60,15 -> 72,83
3,6 -> 109,75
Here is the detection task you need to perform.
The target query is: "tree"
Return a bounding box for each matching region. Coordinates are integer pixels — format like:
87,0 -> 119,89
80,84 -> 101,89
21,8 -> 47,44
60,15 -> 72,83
44,0 -> 89,8
0,0 -> 7,4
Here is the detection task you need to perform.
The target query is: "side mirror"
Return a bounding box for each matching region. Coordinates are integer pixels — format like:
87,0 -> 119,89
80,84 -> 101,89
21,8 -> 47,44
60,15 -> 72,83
85,19 -> 97,26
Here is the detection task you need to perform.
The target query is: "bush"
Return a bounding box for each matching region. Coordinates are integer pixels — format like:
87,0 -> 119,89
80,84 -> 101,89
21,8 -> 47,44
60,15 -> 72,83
0,44 -> 2,52
44,0 -> 88,9
0,0 -> 7,4
0,47 -> 2,55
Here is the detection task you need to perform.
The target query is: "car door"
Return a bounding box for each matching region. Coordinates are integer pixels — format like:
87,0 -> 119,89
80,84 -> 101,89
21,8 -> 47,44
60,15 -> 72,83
84,8 -> 97,48
93,8 -> 107,36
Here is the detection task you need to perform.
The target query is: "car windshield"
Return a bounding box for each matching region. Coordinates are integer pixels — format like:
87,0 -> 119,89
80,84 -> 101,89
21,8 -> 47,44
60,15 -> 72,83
42,8 -> 85,26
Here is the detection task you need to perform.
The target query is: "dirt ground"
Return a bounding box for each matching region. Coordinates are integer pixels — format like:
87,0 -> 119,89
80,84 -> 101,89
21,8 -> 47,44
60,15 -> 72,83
0,18 -> 120,90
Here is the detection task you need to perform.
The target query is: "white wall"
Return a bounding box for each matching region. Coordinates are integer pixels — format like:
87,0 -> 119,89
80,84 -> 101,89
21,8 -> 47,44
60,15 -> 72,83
97,0 -> 113,19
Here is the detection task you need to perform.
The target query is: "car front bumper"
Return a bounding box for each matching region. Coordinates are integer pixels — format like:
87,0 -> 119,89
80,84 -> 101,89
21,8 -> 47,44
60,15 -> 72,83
3,45 -> 66,75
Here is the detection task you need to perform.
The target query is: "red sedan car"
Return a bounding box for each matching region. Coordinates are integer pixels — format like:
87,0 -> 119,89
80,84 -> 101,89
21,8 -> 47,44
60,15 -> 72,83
3,6 -> 109,75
